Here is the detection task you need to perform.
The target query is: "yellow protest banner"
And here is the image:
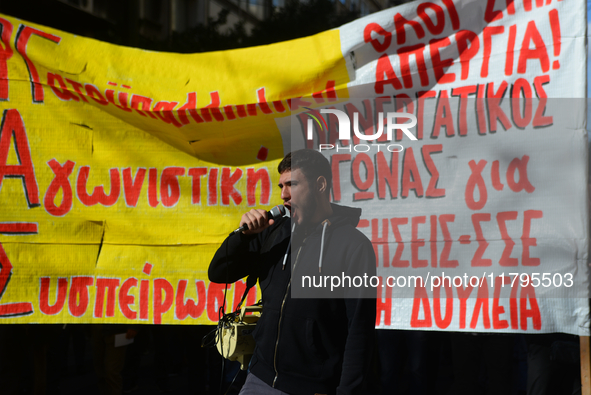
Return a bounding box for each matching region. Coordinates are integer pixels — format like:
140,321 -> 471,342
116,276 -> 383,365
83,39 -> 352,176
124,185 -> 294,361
0,13 -> 347,324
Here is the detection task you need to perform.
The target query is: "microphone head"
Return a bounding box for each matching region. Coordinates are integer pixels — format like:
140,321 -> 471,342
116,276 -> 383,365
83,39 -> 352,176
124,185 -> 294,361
269,205 -> 286,219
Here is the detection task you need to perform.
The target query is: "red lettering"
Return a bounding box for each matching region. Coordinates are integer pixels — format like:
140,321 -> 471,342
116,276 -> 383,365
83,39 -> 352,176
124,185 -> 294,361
0,109 -> 40,207
47,73 -> 79,101
511,79 -> 533,128
139,279 -> 149,320
506,25 -> 517,75
510,277 -> 519,329
376,151 -> 398,199
507,155 -> 535,193
507,0 -> 516,14
326,110 -> 343,146
201,91 -> 224,122
153,101 -> 182,127
430,37 -> 455,84
476,84 -> 487,134
398,44 -> 428,89
345,100 -> 376,144
364,23 -> 391,52
410,284 -> 432,328
176,280 -> 206,320
492,276 -> 510,329
549,9 -> 561,70
430,215 -> 437,268
417,2 -> 445,35
178,92 -> 204,124
390,218 -> 409,267
465,160 -> 487,210
77,167 -> 120,206
39,277 -> 67,315
148,168 -> 159,208
352,153 -> 374,201
455,283 -> 473,329
64,78 -> 88,102
68,276 -> 93,317
287,97 -> 312,111
401,148 -> 423,198
484,0 -> 503,22
44,159 -> 75,216
394,95 -> 414,141
439,214 -> 458,268
394,13 -> 425,45
486,81 -> 512,133
452,85 -> 477,136
416,90 -> 437,139
272,100 -> 286,113
0,18 -> 14,100
188,167 -> 207,204
375,54 -> 402,94
470,277 -> 490,329
481,26 -> 504,78
431,91 -> 455,138
520,279 -> 541,330
376,277 -> 392,326
94,278 -> 120,318
246,167 -> 270,206
471,213 -> 492,266
411,216 -> 427,268
255,88 -> 273,114
497,211 -> 518,266
119,278 -> 138,320
522,210 -> 543,266
105,89 -> 132,112
442,0 -> 460,30
518,21 -> 550,74
456,31 -> 479,81
122,167 -> 146,207
161,167 -> 185,207
153,279 -> 174,325
130,95 -> 156,118
371,219 -> 389,267
221,167 -> 243,206
0,224 -> 36,315
208,168 -> 218,205
15,25 -> 60,102
206,282 -> 228,322
491,160 -> 504,191
532,86 -> 553,127
84,84 -> 108,105
433,276 -> 453,329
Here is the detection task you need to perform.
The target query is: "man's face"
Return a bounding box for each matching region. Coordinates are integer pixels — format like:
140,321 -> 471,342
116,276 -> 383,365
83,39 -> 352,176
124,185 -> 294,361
279,168 -> 317,227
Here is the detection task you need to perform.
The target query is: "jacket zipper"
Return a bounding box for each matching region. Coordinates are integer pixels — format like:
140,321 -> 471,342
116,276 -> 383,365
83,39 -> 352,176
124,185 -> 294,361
272,245 -> 302,387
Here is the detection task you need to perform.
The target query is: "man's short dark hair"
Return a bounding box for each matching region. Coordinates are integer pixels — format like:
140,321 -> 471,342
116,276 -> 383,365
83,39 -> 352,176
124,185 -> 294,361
278,149 -> 332,194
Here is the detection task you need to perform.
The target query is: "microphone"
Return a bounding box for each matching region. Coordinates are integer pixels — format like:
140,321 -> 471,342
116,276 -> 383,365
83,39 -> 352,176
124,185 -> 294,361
232,205 -> 287,235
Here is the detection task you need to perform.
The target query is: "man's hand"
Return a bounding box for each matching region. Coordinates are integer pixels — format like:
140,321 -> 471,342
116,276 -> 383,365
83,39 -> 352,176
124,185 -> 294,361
240,209 -> 274,235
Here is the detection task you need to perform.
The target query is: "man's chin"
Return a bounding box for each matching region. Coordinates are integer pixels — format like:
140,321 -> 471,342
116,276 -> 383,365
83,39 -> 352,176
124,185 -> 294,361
290,212 -> 304,227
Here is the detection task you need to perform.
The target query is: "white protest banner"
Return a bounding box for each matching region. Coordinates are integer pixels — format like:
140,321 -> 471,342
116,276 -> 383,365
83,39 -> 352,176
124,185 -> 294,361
289,0 -> 589,335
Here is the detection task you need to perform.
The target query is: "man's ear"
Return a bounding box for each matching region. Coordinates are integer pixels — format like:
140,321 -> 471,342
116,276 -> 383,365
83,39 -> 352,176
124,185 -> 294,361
316,176 -> 328,195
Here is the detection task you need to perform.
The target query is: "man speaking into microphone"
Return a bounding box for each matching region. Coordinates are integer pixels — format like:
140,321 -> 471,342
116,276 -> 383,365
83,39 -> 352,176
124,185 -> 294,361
209,149 -> 376,395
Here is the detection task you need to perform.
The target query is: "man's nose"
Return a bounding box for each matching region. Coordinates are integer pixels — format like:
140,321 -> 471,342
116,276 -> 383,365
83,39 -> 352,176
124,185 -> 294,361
281,187 -> 290,200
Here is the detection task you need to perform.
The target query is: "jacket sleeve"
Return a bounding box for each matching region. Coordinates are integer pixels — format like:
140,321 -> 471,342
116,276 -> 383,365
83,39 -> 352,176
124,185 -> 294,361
337,240 -> 377,395
208,231 -> 263,284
